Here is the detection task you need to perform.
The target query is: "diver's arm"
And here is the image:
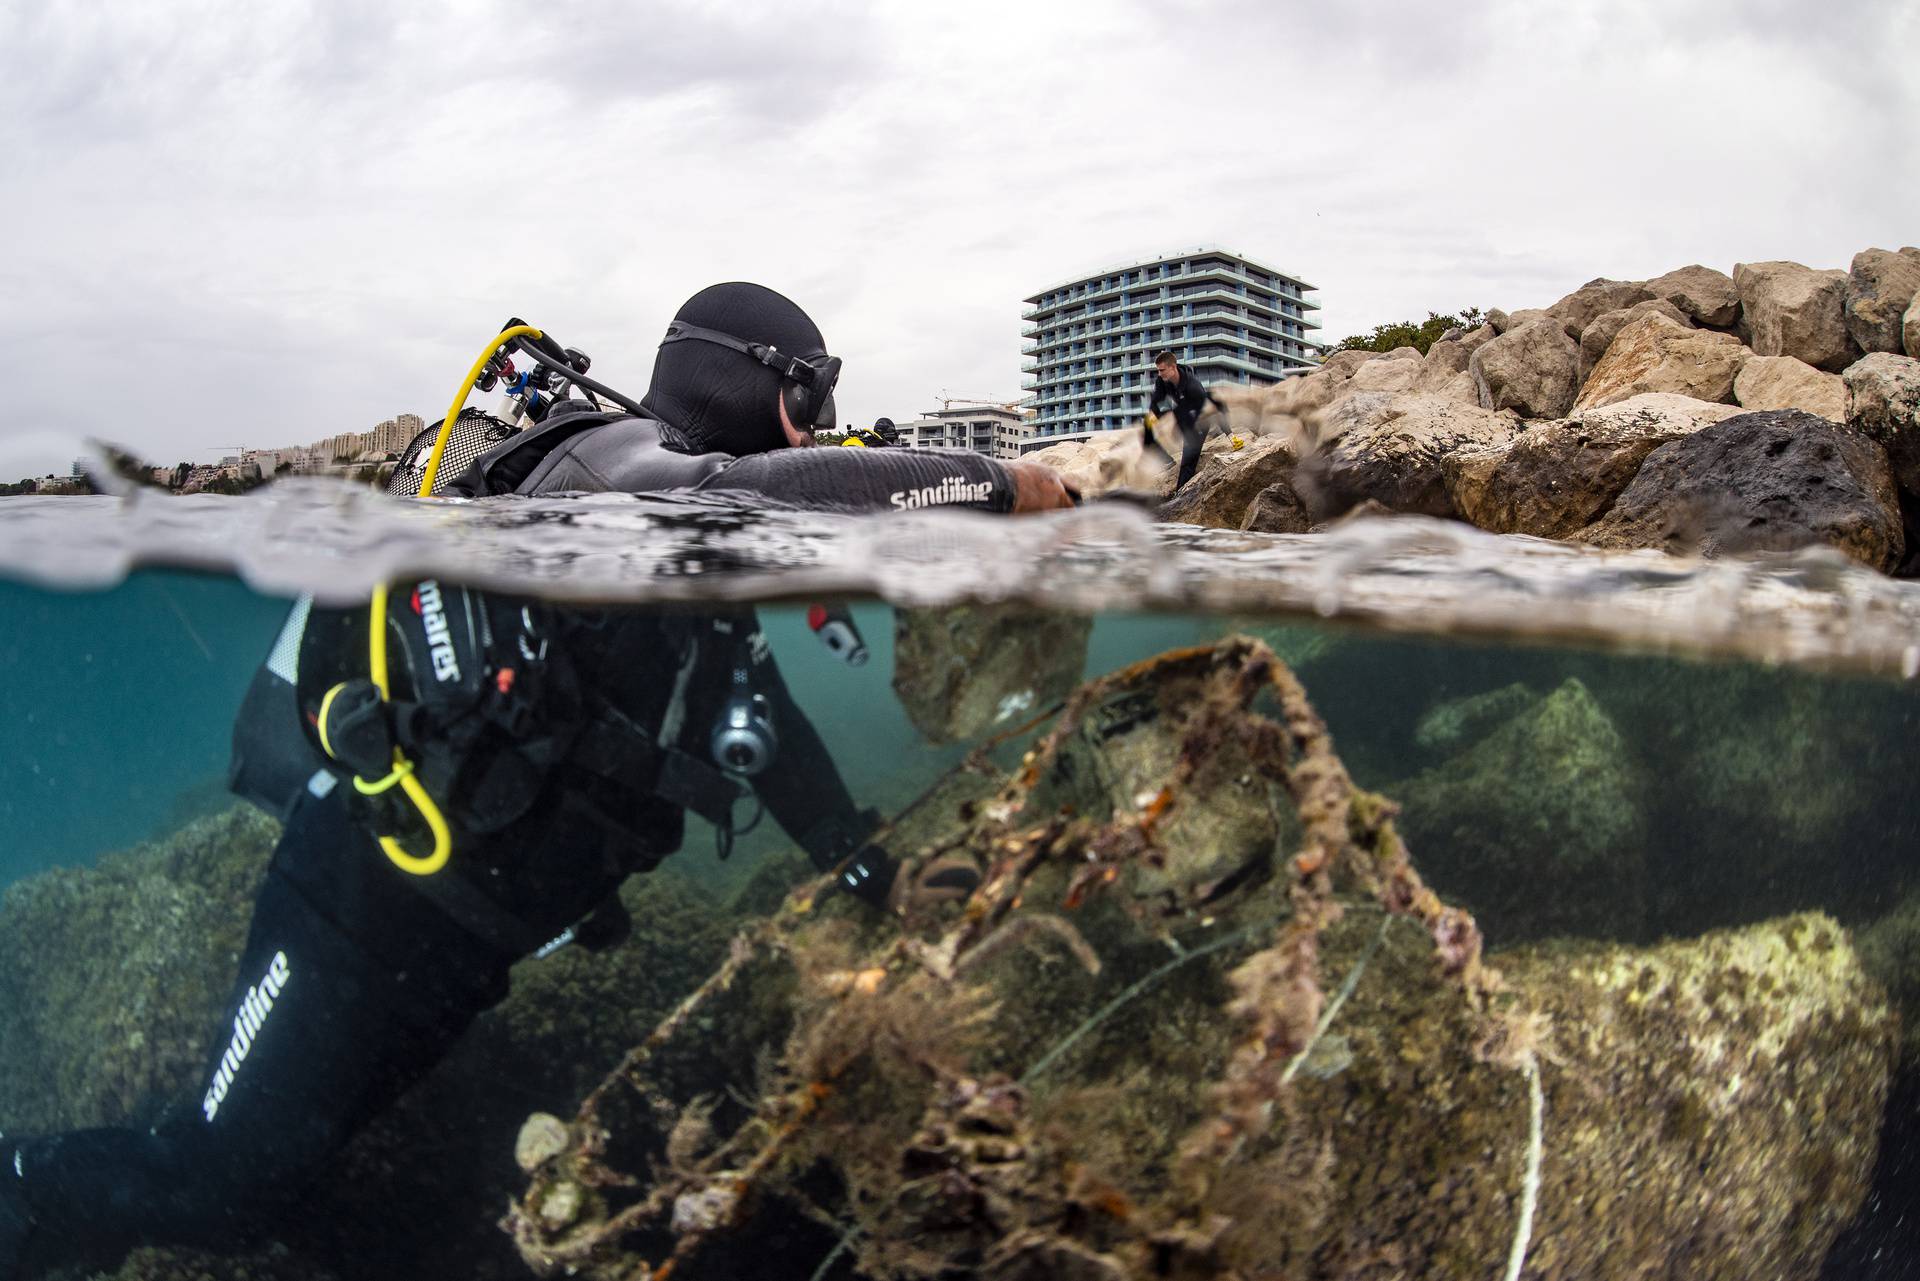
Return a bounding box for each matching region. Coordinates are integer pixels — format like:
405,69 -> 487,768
692,446 -> 1016,514
747,644 -> 894,903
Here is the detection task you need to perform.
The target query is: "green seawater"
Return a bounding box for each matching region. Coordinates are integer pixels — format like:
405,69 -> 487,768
2,548 -> 1918,1280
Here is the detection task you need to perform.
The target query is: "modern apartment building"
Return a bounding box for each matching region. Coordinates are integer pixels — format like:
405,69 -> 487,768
1021,247 -> 1321,444
895,402 -> 1033,461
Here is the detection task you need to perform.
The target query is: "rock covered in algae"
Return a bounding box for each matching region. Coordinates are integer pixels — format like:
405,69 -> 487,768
1388,676 -> 1647,941
891,604 -> 1093,744
0,804 -> 737,1281
0,805 -> 277,1133
1281,912 -> 1893,1280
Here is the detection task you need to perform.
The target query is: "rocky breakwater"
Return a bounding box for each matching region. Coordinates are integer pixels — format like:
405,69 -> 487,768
1026,249 -> 1920,575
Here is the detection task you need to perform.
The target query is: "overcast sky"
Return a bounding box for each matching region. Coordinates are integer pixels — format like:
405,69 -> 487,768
1,0 -> 1913,477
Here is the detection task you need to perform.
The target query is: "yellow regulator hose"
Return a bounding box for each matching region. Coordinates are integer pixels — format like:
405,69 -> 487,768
417,324 -> 545,498
363,582 -> 453,875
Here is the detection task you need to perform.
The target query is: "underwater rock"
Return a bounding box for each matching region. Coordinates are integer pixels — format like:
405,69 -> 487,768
1857,892 -> 1920,1071
892,604 -> 1094,745
1297,911 -> 1892,1281
1410,681 -> 1536,756
495,638 -> 1896,1281
0,805 -> 737,1281
1388,676 -> 1647,941
0,805 -> 277,1133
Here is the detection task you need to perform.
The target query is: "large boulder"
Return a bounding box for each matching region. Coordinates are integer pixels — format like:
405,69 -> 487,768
1578,409 -> 1905,571
1734,260 -> 1861,372
892,604 -> 1093,744
1844,352 -> 1920,494
1411,336 -> 1481,404
1346,346 -> 1423,393
1577,298 -> 1692,382
1313,910 -> 1891,1281
1299,391 -> 1518,520
1572,311 -> 1747,412
1845,247 -> 1920,355
1647,263 -> 1743,329
1024,432 -> 1172,500
1908,292 -> 1920,359
1239,480 -> 1310,533
1470,319 -> 1581,419
1157,435 -> 1300,529
1544,276 -> 1656,339
1734,354 -> 1848,421
1445,393 -> 1743,538
1209,381 -> 1306,446
1387,677 -> 1646,939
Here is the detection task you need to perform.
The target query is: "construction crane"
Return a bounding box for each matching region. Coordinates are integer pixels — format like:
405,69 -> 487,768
936,390 -> 1021,411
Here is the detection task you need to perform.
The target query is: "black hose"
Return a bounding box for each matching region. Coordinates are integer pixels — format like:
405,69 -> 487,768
510,339 -> 650,418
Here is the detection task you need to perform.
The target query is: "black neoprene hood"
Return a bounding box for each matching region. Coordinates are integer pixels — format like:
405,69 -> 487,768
641,282 -> 830,456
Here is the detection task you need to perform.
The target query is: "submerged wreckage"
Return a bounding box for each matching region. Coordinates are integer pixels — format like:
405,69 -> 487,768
500,635 -> 1892,1281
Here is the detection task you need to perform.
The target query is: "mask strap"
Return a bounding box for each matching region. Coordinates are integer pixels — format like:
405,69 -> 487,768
661,321 -> 829,387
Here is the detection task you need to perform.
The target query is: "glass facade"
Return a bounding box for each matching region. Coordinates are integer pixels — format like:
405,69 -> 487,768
1020,249 -> 1322,443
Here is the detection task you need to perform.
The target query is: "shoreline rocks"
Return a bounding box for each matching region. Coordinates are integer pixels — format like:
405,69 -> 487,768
1023,248 -> 1920,576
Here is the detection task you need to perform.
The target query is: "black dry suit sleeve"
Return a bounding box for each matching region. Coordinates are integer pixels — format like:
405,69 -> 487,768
1179,369 -> 1212,419
693,447 -> 1015,514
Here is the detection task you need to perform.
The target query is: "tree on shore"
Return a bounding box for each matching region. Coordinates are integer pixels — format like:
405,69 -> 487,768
1333,309 -> 1486,356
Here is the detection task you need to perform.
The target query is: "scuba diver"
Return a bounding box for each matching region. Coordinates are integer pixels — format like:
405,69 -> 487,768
1141,349 -> 1227,492
0,283 -> 1075,1278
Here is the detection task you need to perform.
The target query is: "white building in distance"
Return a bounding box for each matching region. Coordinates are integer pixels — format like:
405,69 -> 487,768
894,402 -> 1033,460
1022,247 -> 1321,446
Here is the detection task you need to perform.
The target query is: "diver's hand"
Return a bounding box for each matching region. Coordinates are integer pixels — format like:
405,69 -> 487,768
838,846 -> 898,910
1005,461 -> 1079,512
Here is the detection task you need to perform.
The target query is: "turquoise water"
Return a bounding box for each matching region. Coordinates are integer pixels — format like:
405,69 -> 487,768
2,491 -> 1919,1281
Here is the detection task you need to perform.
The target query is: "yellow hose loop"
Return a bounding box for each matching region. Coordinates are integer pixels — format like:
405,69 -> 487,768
380,768 -> 453,876
417,324 -> 546,498
315,682 -> 347,759
364,581 -> 454,875
352,757 -> 413,796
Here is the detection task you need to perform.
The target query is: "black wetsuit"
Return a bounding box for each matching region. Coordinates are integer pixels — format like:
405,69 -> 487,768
1144,364 -> 1222,491
0,405 -> 1020,1272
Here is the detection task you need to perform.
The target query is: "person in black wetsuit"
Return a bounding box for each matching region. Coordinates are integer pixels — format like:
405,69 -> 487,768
1141,349 -> 1226,492
0,283 -> 1075,1278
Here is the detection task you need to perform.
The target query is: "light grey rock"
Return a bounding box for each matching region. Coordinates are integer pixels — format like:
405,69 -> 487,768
1577,298 -> 1693,383
1734,260 -> 1862,372
1734,354 -> 1848,421
1845,248 -> 1920,355
1844,352 -> 1920,495
1647,264 -> 1742,329
1546,277 -> 1657,340
1302,391 -> 1518,520
1470,319 -> 1581,419
1158,435 -> 1299,530
1572,311 -> 1747,411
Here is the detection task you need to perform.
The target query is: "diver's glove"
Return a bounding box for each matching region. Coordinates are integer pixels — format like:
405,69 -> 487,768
838,845 -> 898,909
806,808 -> 896,911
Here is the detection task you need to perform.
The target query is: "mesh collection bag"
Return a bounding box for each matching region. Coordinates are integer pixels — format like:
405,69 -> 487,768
387,409 -> 522,498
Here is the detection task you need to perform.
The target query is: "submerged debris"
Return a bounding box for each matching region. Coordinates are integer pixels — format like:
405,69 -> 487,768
500,635 -> 1892,1281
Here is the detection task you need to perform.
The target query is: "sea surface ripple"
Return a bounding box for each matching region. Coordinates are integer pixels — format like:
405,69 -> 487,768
2,482 -> 1918,679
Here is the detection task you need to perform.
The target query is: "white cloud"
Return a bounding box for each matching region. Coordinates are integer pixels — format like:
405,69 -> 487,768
1,0 -> 1914,475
